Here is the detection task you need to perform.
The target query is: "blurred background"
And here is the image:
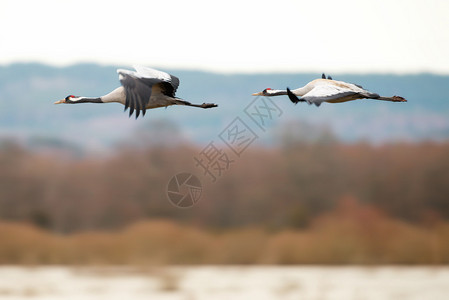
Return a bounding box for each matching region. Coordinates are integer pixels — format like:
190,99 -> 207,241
0,0 -> 449,299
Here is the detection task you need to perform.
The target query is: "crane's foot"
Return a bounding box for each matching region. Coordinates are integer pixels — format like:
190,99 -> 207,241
200,103 -> 218,108
392,96 -> 407,102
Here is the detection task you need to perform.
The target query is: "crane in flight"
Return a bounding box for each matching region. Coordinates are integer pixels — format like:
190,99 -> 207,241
252,73 -> 406,106
55,66 -> 218,118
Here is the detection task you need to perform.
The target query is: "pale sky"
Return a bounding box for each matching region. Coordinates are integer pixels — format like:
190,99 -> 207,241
1,0 -> 449,74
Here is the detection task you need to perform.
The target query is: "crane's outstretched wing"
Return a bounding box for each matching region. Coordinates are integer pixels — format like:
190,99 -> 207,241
134,66 -> 180,97
117,66 -> 180,118
117,70 -> 154,118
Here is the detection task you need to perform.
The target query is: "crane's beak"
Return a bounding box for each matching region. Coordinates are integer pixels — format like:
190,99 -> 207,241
252,92 -> 263,96
54,99 -> 66,104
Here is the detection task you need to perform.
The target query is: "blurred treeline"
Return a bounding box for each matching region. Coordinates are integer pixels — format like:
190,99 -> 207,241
1,125 -> 448,233
1,122 -> 449,264
0,200 -> 448,264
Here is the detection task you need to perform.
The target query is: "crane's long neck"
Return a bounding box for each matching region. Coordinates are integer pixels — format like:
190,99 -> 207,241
70,87 -> 126,104
266,89 -> 288,96
100,87 -> 126,104
266,86 -> 309,97
69,97 -> 102,103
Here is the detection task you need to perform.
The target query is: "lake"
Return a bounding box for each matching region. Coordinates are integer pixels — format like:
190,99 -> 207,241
0,266 -> 448,299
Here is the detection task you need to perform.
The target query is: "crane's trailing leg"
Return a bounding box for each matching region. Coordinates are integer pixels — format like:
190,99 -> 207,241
373,96 -> 407,102
173,99 -> 218,109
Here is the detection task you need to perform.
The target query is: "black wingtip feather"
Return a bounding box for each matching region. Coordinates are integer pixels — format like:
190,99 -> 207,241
287,87 -> 301,104
120,73 -> 152,119
135,104 -> 141,119
124,93 -> 129,111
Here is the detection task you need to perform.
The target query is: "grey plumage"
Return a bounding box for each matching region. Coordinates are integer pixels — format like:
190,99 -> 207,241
118,67 -> 182,118
254,75 -> 407,106
55,66 -> 217,119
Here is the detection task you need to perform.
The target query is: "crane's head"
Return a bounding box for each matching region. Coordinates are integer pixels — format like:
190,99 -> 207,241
252,88 -> 273,96
54,95 -> 78,104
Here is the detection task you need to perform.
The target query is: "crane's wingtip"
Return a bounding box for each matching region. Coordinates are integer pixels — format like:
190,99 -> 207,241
286,87 -> 300,105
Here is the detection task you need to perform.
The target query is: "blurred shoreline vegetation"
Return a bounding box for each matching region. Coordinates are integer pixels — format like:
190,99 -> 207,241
2,122 -> 449,231
0,120 -> 449,264
0,199 -> 448,265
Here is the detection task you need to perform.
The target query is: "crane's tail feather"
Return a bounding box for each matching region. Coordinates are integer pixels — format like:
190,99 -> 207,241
286,87 -> 306,105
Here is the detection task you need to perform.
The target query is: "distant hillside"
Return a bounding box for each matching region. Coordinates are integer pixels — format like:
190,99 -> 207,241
0,63 -> 448,151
